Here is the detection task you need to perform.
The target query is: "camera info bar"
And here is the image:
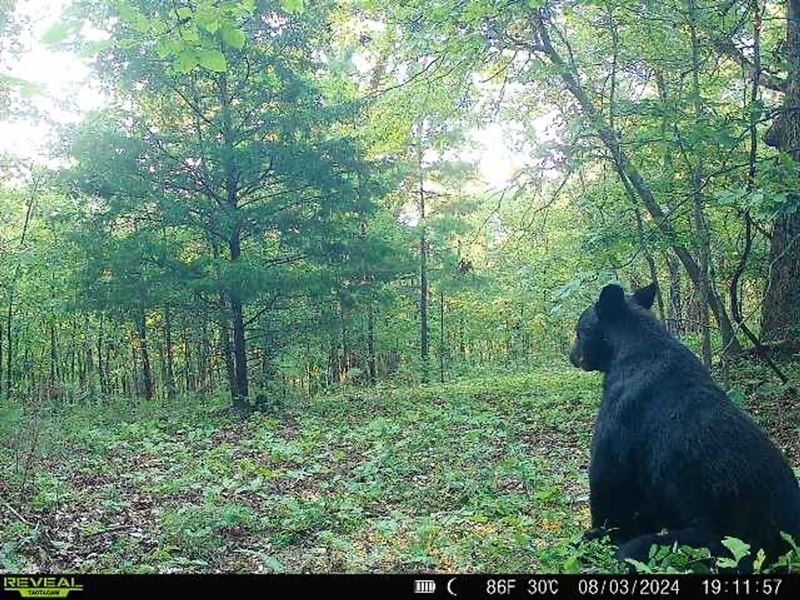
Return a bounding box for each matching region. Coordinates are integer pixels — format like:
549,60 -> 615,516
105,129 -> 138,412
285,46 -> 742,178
2,574 -> 799,599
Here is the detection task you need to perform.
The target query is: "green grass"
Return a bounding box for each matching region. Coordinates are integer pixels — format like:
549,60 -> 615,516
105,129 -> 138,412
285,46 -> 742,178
1,362 -> 798,573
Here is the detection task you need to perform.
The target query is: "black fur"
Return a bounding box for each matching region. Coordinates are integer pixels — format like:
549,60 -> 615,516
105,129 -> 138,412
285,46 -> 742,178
570,283 -> 800,569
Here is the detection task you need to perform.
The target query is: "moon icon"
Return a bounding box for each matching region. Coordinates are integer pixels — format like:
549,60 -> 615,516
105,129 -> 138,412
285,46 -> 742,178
447,577 -> 457,596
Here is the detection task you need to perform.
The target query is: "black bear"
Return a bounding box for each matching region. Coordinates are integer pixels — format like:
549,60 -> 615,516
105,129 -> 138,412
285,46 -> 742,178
570,283 -> 800,569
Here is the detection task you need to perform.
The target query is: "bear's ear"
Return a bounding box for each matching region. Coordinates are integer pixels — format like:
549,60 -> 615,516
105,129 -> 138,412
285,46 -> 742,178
632,283 -> 657,310
596,284 -> 626,319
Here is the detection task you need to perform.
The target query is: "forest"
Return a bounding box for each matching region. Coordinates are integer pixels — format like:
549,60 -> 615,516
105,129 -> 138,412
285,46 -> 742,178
1,0 -> 799,575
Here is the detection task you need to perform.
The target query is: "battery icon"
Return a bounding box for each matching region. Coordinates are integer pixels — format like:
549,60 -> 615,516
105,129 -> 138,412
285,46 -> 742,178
414,580 -> 436,594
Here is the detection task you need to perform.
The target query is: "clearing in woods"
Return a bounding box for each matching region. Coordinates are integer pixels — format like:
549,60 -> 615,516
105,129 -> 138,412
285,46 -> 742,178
2,363 -> 798,573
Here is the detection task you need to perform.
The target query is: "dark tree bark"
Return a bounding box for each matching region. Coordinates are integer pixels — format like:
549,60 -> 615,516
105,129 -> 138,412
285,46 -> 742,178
211,240 -> 237,403
163,307 -> 176,401
761,213 -> 800,341
219,307 -> 237,403
760,0 -> 800,342
724,1 -> 788,384
135,312 -> 153,401
200,321 -> 212,393
705,0 -> 800,345
182,324 -> 194,393
220,72 -> 249,408
230,291 -> 249,403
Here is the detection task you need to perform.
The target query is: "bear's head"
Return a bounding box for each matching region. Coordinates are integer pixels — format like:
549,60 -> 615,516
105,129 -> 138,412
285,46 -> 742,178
569,283 -> 657,372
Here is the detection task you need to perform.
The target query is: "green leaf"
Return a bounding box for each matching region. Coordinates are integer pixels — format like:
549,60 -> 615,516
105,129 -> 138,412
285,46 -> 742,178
728,388 -> 746,407
282,0 -> 305,14
197,48 -> 227,72
624,558 -> 652,573
563,556 -> 580,574
117,3 -> 151,34
753,549 -> 766,573
157,38 -> 183,59
196,8 -> 220,33
721,536 -> 751,563
174,49 -> 199,74
176,7 -> 192,19
220,25 -> 246,49
183,26 -> 200,43
780,531 -> 799,550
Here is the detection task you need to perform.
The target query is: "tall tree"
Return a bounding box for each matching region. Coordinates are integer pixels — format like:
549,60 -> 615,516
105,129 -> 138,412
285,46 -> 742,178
761,0 -> 800,343
67,0 -> 374,407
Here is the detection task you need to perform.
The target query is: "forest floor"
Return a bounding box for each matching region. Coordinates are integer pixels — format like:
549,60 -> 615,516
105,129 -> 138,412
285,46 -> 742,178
1,361 -> 799,573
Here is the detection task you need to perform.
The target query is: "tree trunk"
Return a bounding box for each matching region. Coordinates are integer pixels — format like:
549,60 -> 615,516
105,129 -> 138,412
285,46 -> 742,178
417,134 -> 430,382
135,313 -> 153,401
128,339 -> 137,397
628,190 -> 666,322
762,214 -> 800,341
49,323 -> 57,392
104,332 -> 112,396
230,293 -> 248,403
70,320 -> 76,387
761,0 -> 800,342
220,72 -> 248,408
163,307 -> 176,401
666,254 -> 683,336
339,298 -> 348,382
367,300 -> 376,385
691,198 -> 713,367
730,1 -> 769,352
200,321 -> 212,393
182,324 -> 194,393
687,0 -> 713,366
219,306 -> 237,403
97,314 -> 107,396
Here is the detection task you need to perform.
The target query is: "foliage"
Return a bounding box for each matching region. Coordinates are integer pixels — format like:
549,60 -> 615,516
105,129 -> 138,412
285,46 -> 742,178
1,0 -> 800,576
2,363 -> 798,572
